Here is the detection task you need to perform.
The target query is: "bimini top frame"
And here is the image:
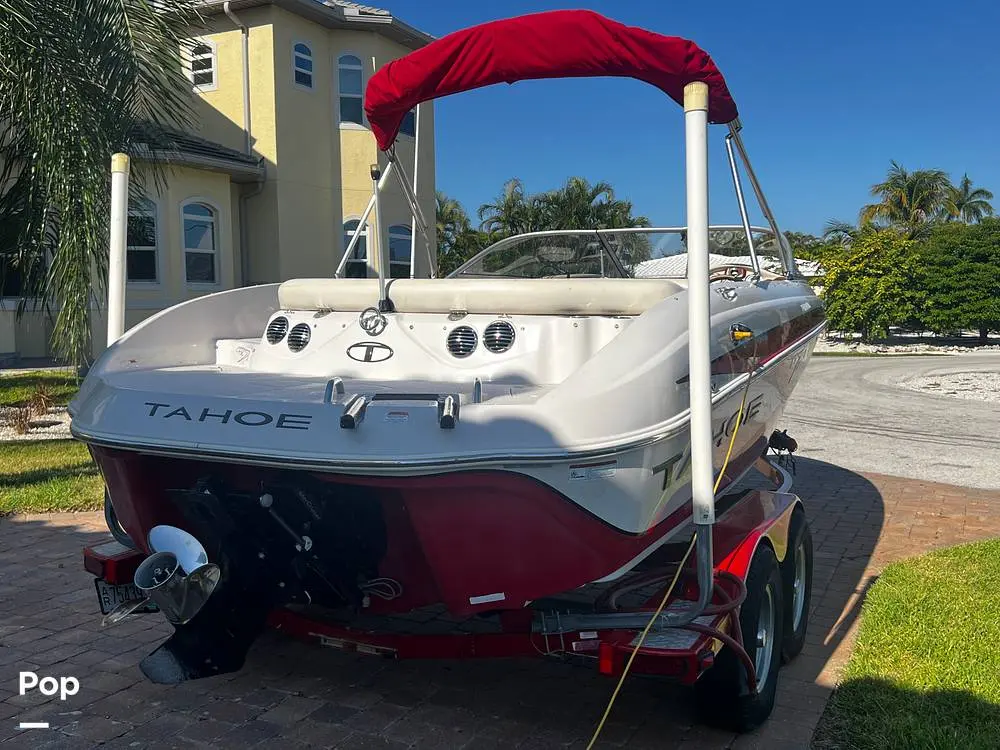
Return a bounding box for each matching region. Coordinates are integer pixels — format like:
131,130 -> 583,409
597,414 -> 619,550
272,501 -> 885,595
334,9 -> 799,630
337,9 -> 797,290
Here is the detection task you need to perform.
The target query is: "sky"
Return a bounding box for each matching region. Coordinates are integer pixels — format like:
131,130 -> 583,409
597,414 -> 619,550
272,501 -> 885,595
374,0 -> 1000,236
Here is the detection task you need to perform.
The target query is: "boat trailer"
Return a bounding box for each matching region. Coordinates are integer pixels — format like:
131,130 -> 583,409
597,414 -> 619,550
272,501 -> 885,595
84,453 -> 811,733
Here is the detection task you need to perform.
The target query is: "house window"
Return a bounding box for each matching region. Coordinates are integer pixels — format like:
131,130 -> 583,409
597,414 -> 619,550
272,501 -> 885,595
343,219 -> 368,278
389,224 -> 412,278
399,109 -> 416,138
183,202 -> 218,284
127,200 -> 158,283
189,41 -> 216,89
293,43 -> 313,89
338,54 -> 364,125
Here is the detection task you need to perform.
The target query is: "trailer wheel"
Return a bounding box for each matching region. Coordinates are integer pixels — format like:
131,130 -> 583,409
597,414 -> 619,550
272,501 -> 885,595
104,488 -> 137,550
781,510 -> 812,662
693,543 -> 784,732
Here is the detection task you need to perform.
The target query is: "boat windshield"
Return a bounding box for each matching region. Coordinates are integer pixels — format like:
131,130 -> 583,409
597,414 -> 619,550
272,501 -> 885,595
449,226 -> 783,279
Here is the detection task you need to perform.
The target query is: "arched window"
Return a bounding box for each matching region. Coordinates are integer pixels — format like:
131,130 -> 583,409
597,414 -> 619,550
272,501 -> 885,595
182,202 -> 218,284
343,219 -> 368,278
338,54 -> 364,125
388,224 -> 412,278
188,39 -> 217,90
127,199 -> 158,283
293,43 -> 313,89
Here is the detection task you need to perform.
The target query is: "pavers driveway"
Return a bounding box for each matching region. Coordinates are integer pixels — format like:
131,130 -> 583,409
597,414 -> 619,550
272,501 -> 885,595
4,457 -> 1000,749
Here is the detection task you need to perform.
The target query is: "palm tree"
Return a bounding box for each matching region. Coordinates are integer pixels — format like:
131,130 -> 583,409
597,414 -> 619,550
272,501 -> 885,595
435,191 -> 470,254
0,0 -> 203,366
435,191 -> 490,275
942,174 -> 994,224
541,177 -> 615,229
859,161 -> 951,239
823,219 -> 861,245
478,179 -> 545,237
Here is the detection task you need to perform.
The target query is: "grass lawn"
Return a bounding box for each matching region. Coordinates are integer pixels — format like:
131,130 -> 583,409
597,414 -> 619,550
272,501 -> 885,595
1,369 -> 103,515
0,439 -> 104,514
0,369 -> 79,407
815,539 -> 1000,749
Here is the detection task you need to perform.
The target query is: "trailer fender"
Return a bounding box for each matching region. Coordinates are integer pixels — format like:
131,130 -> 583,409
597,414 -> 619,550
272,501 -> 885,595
713,491 -> 801,580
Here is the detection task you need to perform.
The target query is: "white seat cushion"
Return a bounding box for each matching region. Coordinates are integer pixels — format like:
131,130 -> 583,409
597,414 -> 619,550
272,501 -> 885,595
277,277 -> 681,316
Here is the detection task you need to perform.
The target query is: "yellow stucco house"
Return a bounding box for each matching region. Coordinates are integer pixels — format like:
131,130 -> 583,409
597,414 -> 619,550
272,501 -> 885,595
0,0 -> 436,362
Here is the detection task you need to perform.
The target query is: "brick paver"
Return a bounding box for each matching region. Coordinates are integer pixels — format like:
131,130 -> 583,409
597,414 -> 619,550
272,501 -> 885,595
2,458 -> 1000,749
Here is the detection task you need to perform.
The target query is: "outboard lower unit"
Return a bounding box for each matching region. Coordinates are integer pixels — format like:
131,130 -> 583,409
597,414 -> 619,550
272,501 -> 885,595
104,475 -> 388,684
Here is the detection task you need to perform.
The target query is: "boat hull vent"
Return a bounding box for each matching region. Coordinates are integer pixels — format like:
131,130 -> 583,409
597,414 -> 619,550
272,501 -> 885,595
287,323 -> 311,352
265,316 -> 288,344
483,321 -> 515,353
447,325 -> 478,358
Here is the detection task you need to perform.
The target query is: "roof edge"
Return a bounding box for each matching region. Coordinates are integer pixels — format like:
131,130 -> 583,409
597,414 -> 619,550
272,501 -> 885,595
196,0 -> 434,49
131,146 -> 265,183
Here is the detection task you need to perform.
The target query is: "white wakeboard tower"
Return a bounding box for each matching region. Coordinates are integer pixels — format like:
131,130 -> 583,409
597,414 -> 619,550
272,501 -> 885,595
77,11 -> 822,731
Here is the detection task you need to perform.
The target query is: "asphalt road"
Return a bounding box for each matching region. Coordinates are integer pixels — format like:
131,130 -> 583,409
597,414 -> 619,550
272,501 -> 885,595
783,354 -> 1000,490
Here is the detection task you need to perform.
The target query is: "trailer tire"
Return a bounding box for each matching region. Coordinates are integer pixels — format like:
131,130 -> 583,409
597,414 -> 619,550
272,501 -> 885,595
693,543 -> 784,732
781,510 -> 812,662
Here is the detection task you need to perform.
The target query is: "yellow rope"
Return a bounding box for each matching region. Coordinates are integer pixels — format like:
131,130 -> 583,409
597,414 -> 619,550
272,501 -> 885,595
712,379 -> 751,497
585,381 -> 751,750
641,374 -> 752,532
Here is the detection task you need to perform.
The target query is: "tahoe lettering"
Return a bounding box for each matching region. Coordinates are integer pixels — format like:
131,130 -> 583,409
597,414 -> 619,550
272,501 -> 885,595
653,393 -> 767,489
144,402 -> 312,430
713,393 -> 764,448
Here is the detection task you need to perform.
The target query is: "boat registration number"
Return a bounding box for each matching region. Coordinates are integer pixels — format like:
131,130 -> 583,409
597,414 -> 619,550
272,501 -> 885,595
94,579 -> 158,615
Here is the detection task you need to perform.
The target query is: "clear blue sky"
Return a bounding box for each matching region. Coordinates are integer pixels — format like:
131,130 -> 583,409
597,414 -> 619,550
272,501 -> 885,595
375,0 -> 1000,236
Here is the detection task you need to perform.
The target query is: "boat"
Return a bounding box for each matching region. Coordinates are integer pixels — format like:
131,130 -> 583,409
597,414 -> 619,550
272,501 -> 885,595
73,9 -> 823,729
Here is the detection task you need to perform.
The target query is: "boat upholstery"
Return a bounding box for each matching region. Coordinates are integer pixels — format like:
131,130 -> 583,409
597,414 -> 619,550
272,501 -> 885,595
277,277 -> 683,316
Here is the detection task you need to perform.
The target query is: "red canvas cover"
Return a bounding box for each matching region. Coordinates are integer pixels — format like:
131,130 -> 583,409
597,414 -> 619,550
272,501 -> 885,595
365,9 -> 739,150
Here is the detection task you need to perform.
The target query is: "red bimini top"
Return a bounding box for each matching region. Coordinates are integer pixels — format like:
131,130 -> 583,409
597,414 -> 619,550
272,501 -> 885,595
365,9 -> 739,151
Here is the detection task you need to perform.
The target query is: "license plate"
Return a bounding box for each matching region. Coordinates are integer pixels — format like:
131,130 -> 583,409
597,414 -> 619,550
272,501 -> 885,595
94,579 -> 158,615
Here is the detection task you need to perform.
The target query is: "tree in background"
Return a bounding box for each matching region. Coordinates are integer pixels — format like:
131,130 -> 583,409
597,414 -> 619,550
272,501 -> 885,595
477,176 -> 652,266
539,177 -> 615,229
825,165 -> 994,247
816,231 -> 922,341
917,219 -> 1000,342
478,177 -> 651,236
783,231 -> 830,260
822,219 -> 864,246
859,161 -> 952,239
477,179 -> 547,237
434,192 -> 488,276
0,0 -> 203,366
436,191 -> 470,256
538,177 -> 651,233
942,174 -> 994,224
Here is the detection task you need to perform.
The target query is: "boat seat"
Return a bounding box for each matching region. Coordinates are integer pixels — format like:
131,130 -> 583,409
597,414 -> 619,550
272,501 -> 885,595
277,277 -> 683,316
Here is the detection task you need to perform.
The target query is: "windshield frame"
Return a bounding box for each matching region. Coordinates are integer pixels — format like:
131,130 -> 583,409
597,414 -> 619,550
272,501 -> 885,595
447,225 -> 777,279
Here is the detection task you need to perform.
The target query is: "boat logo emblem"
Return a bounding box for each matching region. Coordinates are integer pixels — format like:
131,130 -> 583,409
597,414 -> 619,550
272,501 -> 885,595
346,341 -> 394,363
359,306 -> 387,336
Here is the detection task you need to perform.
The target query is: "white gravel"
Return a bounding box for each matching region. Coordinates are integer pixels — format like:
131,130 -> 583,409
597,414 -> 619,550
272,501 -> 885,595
0,406 -> 73,442
814,337 -> 1000,356
900,371 -> 1000,404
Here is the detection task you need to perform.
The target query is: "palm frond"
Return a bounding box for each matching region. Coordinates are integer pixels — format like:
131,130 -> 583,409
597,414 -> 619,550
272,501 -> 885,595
0,0 -> 205,365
